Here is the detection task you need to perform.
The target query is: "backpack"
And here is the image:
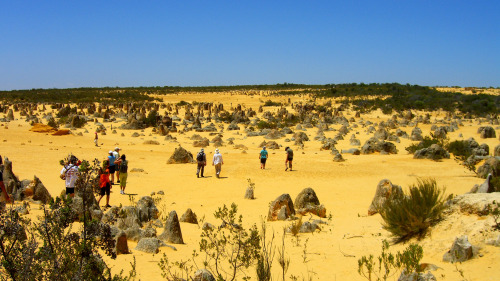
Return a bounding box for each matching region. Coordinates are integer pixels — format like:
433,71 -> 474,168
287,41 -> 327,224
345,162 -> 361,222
60,165 -> 72,180
196,152 -> 205,162
119,160 -> 128,173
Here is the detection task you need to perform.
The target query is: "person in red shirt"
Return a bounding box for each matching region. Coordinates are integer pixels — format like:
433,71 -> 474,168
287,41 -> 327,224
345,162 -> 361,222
97,160 -> 111,208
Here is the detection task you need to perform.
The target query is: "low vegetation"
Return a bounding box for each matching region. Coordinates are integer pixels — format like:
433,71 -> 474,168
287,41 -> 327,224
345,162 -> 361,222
0,159 -> 136,281
405,135 -> 445,154
380,178 -> 447,242
358,240 -> 424,281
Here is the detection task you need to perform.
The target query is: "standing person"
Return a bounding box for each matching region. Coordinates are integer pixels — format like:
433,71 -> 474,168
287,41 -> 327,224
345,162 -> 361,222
259,146 -> 268,169
60,155 -> 80,197
94,132 -> 98,147
113,147 -> 120,183
196,148 -> 207,178
212,148 -> 223,178
107,151 -> 116,185
97,160 -> 111,208
114,155 -> 128,194
285,147 -> 294,171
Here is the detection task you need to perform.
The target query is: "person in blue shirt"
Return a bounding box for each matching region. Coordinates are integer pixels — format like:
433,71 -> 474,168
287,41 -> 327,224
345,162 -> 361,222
259,146 -> 268,169
107,151 -> 116,184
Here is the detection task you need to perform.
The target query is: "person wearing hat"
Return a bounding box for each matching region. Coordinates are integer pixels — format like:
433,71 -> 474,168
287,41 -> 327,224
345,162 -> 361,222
212,148 -> 224,178
107,151 -> 116,184
259,146 -> 268,169
60,155 -> 80,197
196,148 -> 207,178
113,147 -> 121,183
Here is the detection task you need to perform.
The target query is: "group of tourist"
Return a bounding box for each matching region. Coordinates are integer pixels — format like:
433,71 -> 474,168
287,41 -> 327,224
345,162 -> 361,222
195,148 -> 224,178
56,142 -> 294,209
259,146 -> 293,171
59,147 -> 128,209
194,146 -> 294,178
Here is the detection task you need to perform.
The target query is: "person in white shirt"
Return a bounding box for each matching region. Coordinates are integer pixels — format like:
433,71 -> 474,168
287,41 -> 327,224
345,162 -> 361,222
113,147 -> 121,183
60,155 -> 80,197
212,148 -> 224,178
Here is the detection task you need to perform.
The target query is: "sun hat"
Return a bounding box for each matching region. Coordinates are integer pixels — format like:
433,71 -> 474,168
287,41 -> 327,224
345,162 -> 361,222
109,151 -> 113,154
115,147 -> 120,151
263,146 -> 266,149
215,148 -> 219,153
201,148 -> 204,152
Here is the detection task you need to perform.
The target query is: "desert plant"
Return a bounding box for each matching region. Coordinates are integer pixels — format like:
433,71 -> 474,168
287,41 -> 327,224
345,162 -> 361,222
289,216 -> 303,246
380,178 -> 447,242
158,203 -> 261,281
0,158 -> 137,281
277,229 -> 290,281
358,240 -> 424,281
405,135 -> 444,154
487,200 -> 500,230
263,100 -> 282,107
256,221 -> 275,281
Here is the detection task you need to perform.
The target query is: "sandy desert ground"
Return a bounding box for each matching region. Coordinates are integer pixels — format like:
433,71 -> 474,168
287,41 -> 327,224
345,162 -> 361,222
1,92 -> 499,280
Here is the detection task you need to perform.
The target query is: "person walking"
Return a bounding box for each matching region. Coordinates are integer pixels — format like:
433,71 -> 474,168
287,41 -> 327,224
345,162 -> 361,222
196,148 -> 207,178
285,146 -> 293,171
259,146 -> 268,169
212,148 -> 223,178
107,151 -> 116,184
97,160 -> 111,208
113,147 -> 120,183
114,155 -> 128,194
60,155 -> 80,197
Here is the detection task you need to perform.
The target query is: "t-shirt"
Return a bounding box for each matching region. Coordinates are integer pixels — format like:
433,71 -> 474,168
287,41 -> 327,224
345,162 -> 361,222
119,160 -> 128,173
260,150 -> 268,159
286,148 -> 294,159
61,165 -> 80,188
213,153 -> 223,165
108,155 -> 116,167
99,168 -> 110,188
112,151 -> 119,161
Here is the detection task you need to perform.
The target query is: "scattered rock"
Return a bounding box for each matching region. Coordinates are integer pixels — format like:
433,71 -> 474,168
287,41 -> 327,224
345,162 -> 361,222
193,269 -> 216,281
268,194 -> 295,221
135,237 -> 166,254
368,179 -> 403,216
443,235 -> 474,263
115,231 -> 129,255
167,146 -> 196,164
294,188 -> 326,218
180,208 -> 198,224
158,210 -> 184,244
478,126 -> 496,139
413,144 -> 450,160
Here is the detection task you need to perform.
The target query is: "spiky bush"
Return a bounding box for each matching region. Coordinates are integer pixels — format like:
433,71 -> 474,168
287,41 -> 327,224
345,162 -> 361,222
380,178 -> 447,242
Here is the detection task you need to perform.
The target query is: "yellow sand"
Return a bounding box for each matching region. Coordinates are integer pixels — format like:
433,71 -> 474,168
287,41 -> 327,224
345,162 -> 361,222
1,92 -> 499,280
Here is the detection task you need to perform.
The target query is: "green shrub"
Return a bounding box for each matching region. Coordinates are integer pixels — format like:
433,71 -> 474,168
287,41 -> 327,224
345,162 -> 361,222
263,100 -> 282,107
405,135 -> 443,154
446,140 -> 472,158
256,120 -> 277,130
176,100 -> 190,106
380,178 -> 447,242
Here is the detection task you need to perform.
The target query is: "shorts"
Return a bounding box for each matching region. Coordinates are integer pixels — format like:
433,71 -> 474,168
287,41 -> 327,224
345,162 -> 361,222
66,187 -> 75,195
100,183 -> 111,196
286,157 -> 293,161
108,165 -> 116,174
119,173 -> 128,187
260,158 -> 267,164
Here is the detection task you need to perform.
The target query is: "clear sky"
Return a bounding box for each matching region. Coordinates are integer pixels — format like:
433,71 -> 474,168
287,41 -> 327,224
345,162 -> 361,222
0,1 -> 498,90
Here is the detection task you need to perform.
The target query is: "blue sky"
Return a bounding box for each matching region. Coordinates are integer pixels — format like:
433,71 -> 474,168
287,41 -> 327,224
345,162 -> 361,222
0,1 -> 498,90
